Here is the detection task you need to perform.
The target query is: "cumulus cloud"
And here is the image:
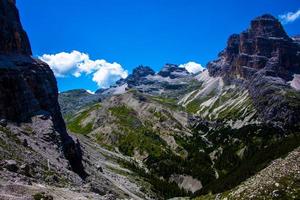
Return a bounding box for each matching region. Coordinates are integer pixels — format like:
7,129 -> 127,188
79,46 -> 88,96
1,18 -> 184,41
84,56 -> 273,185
179,61 -> 204,74
40,51 -> 128,88
279,9 -> 300,24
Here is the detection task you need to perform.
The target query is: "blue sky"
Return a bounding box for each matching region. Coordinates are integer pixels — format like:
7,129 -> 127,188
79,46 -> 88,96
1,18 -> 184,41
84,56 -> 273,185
17,0 -> 300,92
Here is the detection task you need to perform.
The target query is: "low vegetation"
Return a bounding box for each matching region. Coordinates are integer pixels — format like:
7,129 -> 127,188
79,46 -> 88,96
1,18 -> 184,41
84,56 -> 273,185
109,105 -> 167,157
67,103 -> 101,135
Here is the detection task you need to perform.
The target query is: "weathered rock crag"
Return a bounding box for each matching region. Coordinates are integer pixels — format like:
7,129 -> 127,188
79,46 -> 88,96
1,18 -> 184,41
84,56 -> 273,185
208,14 -> 300,80
207,14 -> 300,129
0,0 -> 85,177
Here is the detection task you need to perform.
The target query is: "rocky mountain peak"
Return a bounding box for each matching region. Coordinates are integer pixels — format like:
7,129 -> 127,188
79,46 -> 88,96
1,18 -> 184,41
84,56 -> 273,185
207,14 -> 300,129
158,63 -> 189,79
116,65 -> 155,87
208,14 -> 300,80
249,14 -> 288,39
132,65 -> 155,77
0,0 -> 32,55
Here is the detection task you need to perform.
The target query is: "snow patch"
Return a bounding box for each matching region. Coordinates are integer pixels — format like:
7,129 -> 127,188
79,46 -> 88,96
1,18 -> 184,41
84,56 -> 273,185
86,90 -> 95,94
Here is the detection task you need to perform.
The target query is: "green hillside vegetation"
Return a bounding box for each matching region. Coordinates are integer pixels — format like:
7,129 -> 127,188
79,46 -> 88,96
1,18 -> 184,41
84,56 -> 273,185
67,103 -> 101,134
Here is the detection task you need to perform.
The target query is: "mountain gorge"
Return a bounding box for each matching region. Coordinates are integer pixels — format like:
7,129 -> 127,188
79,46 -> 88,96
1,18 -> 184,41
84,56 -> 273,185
0,0 -> 299,199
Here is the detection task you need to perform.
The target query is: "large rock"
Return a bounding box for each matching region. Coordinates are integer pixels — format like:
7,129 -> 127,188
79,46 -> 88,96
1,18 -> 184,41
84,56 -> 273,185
2,160 -> 18,172
0,0 -> 85,177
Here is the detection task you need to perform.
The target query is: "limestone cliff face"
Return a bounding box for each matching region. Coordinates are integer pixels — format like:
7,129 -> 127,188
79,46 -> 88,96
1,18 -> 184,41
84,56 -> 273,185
207,14 -> 300,129
0,0 -> 85,177
208,14 -> 300,80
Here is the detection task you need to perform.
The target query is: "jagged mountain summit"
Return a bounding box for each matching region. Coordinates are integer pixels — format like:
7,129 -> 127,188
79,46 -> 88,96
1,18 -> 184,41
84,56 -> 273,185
208,14 -> 299,79
206,14 -> 300,129
116,65 -> 155,87
60,14 -> 300,199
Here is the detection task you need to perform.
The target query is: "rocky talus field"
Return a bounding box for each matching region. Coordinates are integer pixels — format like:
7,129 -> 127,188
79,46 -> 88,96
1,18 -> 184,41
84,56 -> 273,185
0,0 -> 299,199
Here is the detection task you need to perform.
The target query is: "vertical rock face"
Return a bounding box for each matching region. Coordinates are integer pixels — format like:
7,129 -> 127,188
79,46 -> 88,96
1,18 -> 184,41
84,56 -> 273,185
0,56 -> 67,132
208,14 -> 300,80
207,14 -> 300,129
0,0 -> 85,177
0,0 -> 32,55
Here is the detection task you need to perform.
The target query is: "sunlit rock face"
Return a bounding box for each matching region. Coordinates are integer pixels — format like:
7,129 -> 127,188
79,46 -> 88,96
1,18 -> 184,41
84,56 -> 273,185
208,14 -> 300,80
207,14 -> 300,129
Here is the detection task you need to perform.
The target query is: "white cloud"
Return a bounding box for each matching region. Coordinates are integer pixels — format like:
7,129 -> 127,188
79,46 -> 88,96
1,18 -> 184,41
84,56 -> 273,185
92,62 -> 128,88
40,51 -> 128,88
179,61 -> 204,74
279,9 -> 300,24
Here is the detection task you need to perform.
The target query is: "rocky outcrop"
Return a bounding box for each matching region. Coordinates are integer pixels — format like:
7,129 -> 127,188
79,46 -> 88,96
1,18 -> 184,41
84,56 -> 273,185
207,14 -> 300,129
0,56 -> 65,131
116,65 -> 155,87
158,63 -> 190,79
0,0 -> 85,177
208,14 -> 300,80
0,0 -> 31,55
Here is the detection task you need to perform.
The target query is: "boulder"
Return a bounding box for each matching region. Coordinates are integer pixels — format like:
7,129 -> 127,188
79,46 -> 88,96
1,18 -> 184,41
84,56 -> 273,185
20,163 -> 31,176
3,160 -> 18,172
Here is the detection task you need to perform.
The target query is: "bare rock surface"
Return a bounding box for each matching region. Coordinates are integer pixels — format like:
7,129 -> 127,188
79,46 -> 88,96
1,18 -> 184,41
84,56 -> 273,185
0,0 -> 31,55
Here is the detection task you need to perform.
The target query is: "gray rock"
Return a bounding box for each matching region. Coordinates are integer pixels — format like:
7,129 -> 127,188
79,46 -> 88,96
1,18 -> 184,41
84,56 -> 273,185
0,118 -> 7,127
158,63 -> 189,78
20,164 -> 31,176
3,160 -> 18,172
96,164 -> 103,173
